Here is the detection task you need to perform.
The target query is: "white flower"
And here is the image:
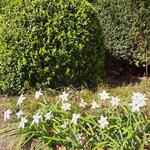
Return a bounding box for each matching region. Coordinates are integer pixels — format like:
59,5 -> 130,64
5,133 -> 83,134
79,99 -> 87,108
129,92 -> 147,112
44,112 -> 53,121
98,116 -> 109,128
18,117 -> 27,128
17,94 -> 26,106
35,89 -> 43,100
61,102 -> 71,111
110,96 -> 120,106
61,121 -> 69,129
4,109 -> 12,121
32,113 -> 42,125
130,105 -> 140,112
16,110 -> 24,119
91,101 -> 99,110
98,90 -> 110,100
71,113 -> 81,124
76,133 -> 84,144
131,92 -> 146,107
76,133 -> 82,141
59,91 -> 69,103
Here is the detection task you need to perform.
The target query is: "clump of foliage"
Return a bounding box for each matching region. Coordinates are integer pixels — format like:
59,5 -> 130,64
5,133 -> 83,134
0,0 -> 19,14
94,0 -> 150,66
1,89 -> 150,149
0,0 -> 104,94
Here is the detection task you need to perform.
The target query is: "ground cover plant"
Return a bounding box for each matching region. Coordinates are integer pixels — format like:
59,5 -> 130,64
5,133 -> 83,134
1,86 -> 150,150
0,0 -> 104,94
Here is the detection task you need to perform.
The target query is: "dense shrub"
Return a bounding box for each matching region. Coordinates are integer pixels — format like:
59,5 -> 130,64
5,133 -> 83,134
94,0 -> 150,66
0,0 -> 104,94
0,0 -> 7,14
0,0 -> 19,14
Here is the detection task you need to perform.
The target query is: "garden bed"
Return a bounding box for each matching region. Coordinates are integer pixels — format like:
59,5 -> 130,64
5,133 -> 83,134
0,77 -> 150,149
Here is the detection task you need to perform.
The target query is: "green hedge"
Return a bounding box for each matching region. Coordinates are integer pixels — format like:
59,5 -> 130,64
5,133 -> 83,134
0,0 -> 104,94
0,0 -> 19,14
95,0 -> 150,66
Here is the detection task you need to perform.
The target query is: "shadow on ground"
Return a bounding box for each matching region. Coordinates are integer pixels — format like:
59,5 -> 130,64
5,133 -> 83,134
104,75 -> 141,88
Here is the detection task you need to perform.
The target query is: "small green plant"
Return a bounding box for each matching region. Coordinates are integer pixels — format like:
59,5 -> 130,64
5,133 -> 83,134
0,0 -> 104,94
1,89 -> 150,149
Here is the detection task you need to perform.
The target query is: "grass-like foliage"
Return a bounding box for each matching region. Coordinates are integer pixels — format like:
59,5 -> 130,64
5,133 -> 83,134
1,89 -> 150,149
0,0 -> 104,94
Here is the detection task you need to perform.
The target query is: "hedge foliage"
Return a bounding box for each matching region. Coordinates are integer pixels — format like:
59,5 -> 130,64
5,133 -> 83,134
0,0 -> 19,14
95,0 -> 150,66
0,0 -> 104,94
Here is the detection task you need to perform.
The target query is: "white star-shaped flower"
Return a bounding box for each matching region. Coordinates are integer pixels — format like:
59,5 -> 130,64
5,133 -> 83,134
17,94 -> 26,106
79,99 -> 87,108
4,109 -> 12,121
131,92 -> 147,107
35,89 -> 43,100
32,113 -> 42,125
16,110 -> 24,119
110,96 -> 120,106
18,117 -> 27,128
61,102 -> 71,111
98,116 -> 109,128
98,90 -> 110,100
59,91 -> 69,103
61,121 -> 69,129
129,92 -> 147,112
130,105 -> 140,112
71,113 -> 81,124
91,101 -> 99,110
44,112 -> 53,121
